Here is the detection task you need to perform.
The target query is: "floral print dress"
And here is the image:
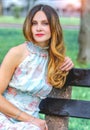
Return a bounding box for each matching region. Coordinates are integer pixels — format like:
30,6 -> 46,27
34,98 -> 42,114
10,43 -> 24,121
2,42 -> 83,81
0,42 -> 52,130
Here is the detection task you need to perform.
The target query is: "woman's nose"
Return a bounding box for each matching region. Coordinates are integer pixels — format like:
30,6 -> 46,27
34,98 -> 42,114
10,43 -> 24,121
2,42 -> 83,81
36,24 -> 42,31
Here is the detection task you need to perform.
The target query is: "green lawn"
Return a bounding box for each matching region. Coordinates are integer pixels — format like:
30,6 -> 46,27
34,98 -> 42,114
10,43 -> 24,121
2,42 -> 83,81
0,16 -> 90,130
0,16 -> 80,25
0,16 -> 24,24
60,17 -> 80,25
0,28 -> 25,62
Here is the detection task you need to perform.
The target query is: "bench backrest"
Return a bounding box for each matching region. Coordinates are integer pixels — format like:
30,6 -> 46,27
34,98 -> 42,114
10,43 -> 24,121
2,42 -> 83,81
39,68 -> 90,119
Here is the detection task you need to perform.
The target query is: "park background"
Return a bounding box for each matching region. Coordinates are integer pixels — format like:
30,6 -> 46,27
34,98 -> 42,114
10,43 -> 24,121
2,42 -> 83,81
0,0 -> 90,130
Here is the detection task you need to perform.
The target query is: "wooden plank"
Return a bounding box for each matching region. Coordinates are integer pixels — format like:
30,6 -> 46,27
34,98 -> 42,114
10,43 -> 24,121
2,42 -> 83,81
64,68 -> 90,87
39,97 -> 90,119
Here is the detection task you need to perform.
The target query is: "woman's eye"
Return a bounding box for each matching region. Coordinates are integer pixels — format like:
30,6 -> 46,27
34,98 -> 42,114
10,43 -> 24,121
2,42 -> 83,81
43,22 -> 49,25
32,22 -> 37,25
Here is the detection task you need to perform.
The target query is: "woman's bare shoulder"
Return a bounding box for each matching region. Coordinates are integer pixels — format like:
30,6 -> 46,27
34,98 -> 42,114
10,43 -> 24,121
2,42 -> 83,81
9,43 -> 26,56
2,43 -> 27,67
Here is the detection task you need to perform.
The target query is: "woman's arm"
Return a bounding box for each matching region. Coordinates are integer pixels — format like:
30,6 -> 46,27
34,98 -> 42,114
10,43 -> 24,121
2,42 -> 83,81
0,46 -> 48,130
0,47 -> 33,121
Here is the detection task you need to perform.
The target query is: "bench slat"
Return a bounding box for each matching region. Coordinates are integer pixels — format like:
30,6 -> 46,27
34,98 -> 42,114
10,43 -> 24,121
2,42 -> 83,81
39,97 -> 90,119
64,68 -> 90,87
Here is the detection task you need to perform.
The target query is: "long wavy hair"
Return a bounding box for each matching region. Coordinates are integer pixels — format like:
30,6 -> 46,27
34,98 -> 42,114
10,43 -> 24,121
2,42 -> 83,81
23,4 -> 68,88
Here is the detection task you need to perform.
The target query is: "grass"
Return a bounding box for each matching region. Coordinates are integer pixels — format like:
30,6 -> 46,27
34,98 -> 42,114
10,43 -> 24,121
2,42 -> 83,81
60,17 -> 80,25
0,16 -> 90,129
0,16 -> 80,25
0,16 -> 24,24
0,28 -> 25,62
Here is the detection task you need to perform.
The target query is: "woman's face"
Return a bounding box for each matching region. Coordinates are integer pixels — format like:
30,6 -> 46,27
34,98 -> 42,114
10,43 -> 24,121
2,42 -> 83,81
31,11 -> 51,47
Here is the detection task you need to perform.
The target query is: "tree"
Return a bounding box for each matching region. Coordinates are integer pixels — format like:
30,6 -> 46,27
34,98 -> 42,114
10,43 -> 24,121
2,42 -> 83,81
0,0 -> 3,15
77,0 -> 90,63
26,0 -> 37,11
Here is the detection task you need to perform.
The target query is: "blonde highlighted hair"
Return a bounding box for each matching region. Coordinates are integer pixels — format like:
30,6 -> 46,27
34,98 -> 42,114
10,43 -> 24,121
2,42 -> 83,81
23,4 -> 68,88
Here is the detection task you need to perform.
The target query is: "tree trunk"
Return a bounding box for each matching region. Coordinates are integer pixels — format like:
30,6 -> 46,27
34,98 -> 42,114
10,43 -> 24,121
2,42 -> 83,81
46,86 -> 72,130
78,0 -> 90,63
27,0 -> 36,11
0,0 -> 3,15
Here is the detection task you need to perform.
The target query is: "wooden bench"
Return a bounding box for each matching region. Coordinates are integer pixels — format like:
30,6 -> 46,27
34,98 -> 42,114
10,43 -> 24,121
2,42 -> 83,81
39,68 -> 90,130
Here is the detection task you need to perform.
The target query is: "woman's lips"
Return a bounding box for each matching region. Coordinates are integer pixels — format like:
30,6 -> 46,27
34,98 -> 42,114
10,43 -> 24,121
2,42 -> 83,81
35,34 -> 45,37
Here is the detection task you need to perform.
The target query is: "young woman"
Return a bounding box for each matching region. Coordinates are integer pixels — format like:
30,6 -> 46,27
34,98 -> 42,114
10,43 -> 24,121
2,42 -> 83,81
0,4 -> 74,130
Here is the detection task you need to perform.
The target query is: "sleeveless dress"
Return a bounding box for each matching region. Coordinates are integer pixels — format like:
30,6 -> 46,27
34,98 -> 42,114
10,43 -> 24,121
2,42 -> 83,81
0,42 -> 52,130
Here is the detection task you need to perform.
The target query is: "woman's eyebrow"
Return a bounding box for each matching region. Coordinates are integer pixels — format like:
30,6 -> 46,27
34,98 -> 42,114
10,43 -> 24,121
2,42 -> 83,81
41,20 -> 48,22
32,19 -> 48,22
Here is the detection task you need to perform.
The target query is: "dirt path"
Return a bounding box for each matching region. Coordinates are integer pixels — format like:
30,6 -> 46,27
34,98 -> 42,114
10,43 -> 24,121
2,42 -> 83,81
0,23 -> 23,28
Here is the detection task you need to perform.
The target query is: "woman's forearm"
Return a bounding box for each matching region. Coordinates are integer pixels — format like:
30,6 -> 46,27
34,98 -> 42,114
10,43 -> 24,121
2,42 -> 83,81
0,94 -> 33,121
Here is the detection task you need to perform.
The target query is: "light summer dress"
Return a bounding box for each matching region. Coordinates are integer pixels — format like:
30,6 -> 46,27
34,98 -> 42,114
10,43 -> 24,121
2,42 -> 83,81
0,42 -> 52,130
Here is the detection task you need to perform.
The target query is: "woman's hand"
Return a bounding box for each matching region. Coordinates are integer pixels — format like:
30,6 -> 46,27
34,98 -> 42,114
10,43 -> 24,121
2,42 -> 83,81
60,56 -> 74,71
29,117 -> 48,130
